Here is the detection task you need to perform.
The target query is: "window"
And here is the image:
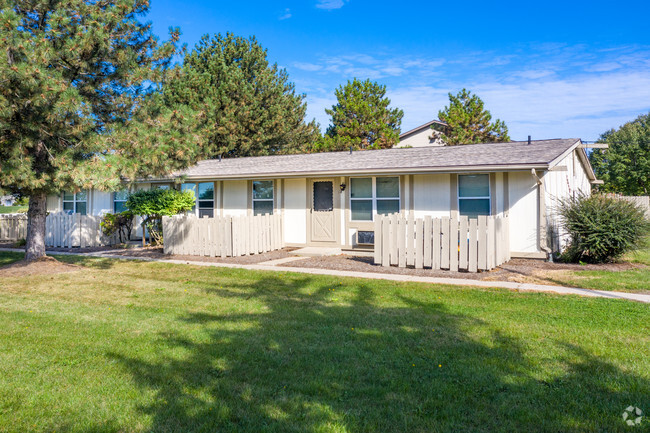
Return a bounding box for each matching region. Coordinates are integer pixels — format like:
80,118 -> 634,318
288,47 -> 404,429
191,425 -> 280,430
197,182 -> 214,218
155,184 -> 170,190
458,174 -> 490,219
62,191 -> 87,215
181,182 -> 214,217
181,183 -> 197,214
253,180 -> 274,215
350,177 -> 400,221
113,190 -> 129,213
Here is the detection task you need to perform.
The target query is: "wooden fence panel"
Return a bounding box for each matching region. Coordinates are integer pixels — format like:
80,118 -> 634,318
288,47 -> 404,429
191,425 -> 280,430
162,213 -> 285,258
432,217 -> 441,270
449,216 -> 459,272
423,216 -> 432,268
372,214 -> 510,273
459,216 -> 468,270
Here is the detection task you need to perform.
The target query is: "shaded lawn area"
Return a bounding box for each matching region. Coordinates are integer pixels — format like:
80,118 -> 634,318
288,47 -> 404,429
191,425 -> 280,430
0,252 -> 648,432
547,247 -> 650,293
0,205 -> 27,214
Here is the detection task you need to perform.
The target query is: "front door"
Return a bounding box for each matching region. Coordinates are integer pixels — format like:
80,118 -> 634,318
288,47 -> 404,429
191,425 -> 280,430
310,179 -> 337,243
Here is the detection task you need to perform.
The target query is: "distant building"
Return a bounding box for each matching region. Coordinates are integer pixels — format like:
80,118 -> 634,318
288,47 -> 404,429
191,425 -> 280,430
0,196 -> 15,206
396,120 -> 447,148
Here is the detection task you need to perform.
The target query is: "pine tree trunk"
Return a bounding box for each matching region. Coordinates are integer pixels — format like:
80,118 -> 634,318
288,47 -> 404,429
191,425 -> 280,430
25,192 -> 47,261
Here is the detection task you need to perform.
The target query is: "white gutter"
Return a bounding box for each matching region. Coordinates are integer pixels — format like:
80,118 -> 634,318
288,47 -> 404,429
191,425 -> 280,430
531,169 -> 553,262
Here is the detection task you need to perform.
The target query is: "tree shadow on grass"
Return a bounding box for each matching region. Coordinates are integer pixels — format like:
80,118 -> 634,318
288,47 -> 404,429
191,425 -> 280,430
110,274 -> 649,432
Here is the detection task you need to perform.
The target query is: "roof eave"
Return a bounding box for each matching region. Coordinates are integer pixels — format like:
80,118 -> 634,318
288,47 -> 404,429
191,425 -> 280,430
145,163 -> 551,182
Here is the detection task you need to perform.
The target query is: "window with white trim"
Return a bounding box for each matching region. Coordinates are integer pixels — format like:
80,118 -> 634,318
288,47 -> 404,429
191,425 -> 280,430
350,177 -> 400,221
458,174 -> 490,219
253,180 -> 274,215
113,190 -> 129,213
62,191 -> 87,215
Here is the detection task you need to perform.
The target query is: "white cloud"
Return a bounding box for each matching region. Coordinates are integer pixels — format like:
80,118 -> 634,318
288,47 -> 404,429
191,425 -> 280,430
293,62 -> 323,72
316,0 -> 347,10
278,8 -> 292,20
293,45 -> 650,139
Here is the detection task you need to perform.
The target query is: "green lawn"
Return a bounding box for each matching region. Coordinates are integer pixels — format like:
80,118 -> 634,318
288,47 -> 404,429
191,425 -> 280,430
549,246 -> 650,293
0,252 -> 648,432
0,205 -> 27,214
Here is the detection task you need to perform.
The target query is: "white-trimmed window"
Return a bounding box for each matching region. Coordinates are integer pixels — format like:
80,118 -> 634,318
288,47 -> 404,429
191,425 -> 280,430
62,191 -> 87,215
350,177 -> 400,221
253,180 -> 274,216
458,174 -> 491,219
181,182 -> 214,217
113,190 -> 129,213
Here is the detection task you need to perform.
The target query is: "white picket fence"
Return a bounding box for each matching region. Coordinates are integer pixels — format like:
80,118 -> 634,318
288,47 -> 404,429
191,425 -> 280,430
373,214 -> 510,272
163,214 -> 284,257
0,212 -> 118,247
0,214 -> 27,241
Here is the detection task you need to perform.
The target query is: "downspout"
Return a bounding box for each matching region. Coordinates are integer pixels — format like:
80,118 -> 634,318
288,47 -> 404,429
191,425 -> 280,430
531,169 -> 553,262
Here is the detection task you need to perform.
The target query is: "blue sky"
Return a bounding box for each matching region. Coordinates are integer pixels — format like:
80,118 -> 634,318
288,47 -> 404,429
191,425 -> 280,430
148,0 -> 650,141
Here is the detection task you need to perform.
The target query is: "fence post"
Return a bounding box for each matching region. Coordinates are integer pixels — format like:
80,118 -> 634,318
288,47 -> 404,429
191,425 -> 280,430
478,216 -> 488,270
449,215 -> 459,272
415,218 -> 424,269
424,216 -> 432,268
440,217 -> 450,269
469,218 -> 478,273
381,215 -> 390,267
374,216 -> 382,265
459,216 -> 468,270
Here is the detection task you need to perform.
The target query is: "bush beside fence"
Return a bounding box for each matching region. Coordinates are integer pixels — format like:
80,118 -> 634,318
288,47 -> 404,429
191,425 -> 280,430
163,214 -> 284,257
374,214 -> 509,272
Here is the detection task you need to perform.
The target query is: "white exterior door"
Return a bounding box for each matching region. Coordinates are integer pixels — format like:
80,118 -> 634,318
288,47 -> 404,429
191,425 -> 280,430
310,179 -> 337,243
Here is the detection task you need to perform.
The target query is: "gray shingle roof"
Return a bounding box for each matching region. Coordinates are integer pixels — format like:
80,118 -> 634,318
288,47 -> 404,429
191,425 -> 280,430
173,138 -> 580,180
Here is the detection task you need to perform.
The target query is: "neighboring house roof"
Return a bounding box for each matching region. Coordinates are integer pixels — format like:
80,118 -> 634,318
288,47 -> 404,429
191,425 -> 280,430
399,119 -> 447,140
160,138 -> 597,182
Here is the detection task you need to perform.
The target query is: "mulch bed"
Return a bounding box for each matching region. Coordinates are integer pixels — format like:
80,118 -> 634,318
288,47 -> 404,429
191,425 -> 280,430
282,255 -> 643,285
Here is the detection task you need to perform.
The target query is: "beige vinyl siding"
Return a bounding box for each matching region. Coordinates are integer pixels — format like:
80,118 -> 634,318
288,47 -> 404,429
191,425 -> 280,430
283,178 -> 307,245
508,171 -> 539,253
222,180 -> 248,216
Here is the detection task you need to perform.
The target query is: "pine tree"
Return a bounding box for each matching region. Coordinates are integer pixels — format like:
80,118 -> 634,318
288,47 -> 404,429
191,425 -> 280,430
435,89 -> 510,145
318,78 -> 403,151
0,0 -> 202,260
163,33 -> 320,158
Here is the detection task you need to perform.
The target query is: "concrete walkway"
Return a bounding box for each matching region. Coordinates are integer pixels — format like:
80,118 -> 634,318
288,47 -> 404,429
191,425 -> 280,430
2,247 -> 649,303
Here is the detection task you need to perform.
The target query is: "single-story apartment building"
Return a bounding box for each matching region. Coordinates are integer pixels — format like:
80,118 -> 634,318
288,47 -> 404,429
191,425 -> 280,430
45,138 -> 600,258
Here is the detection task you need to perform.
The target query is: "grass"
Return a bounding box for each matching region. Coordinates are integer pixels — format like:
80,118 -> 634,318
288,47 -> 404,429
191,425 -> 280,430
0,205 -> 27,214
0,252 -> 648,432
548,246 -> 650,293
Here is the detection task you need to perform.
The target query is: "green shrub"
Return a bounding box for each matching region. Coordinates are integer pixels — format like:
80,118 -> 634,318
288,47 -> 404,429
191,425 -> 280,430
558,193 -> 649,263
100,211 -> 135,244
126,189 -> 195,245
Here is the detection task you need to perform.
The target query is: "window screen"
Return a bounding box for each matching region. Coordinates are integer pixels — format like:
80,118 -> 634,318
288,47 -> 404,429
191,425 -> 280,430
62,191 -> 87,215
313,181 -> 333,211
458,174 -> 490,219
253,180 -> 274,215
350,177 -> 400,221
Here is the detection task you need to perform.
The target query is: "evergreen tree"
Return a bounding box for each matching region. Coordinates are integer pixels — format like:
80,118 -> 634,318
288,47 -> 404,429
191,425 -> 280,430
435,89 -> 510,145
0,0 -> 202,260
318,78 -> 403,151
163,33 -> 320,157
589,113 -> 650,195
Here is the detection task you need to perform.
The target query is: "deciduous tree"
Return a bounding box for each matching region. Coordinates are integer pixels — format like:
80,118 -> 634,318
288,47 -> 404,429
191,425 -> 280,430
589,113 -> 650,195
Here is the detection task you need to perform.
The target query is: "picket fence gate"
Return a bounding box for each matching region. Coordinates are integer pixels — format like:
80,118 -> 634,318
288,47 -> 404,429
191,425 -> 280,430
373,214 -> 510,272
163,213 -> 284,257
0,212 -> 118,247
